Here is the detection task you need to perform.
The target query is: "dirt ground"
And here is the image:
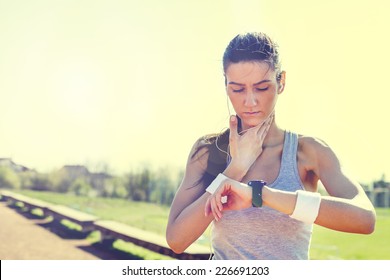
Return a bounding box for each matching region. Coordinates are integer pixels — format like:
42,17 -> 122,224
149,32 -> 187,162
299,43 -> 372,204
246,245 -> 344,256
0,201 -> 131,260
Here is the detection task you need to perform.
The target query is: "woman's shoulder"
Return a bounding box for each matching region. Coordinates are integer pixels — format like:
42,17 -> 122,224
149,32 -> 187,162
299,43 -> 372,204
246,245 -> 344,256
189,133 -> 218,156
296,133 -> 332,150
191,129 -> 230,153
187,129 -> 230,168
295,133 -> 343,178
187,132 -> 221,164
296,132 -> 338,162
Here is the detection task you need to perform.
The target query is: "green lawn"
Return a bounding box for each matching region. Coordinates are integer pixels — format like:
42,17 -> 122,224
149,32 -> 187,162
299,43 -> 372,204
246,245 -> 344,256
16,190 -> 170,235
10,190 -> 390,260
310,208 -> 390,259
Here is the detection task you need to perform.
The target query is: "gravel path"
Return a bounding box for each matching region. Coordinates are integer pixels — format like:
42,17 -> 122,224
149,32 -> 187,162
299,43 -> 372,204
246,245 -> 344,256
0,201 -> 100,260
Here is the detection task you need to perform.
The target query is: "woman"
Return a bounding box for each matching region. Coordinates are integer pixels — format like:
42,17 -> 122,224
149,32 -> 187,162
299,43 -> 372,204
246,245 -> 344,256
166,32 -> 376,260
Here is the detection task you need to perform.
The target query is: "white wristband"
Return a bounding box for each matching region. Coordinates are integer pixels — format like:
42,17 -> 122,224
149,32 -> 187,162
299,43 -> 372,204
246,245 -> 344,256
206,173 -> 228,194
290,190 -> 321,224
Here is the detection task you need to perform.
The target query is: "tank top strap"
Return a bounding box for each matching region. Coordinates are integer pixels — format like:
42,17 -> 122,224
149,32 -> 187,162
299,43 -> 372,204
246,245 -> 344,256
269,130 -> 304,191
280,130 -> 298,173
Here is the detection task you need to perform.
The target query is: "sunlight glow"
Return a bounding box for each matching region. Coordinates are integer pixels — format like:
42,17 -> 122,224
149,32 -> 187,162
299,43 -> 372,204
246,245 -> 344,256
0,0 -> 388,183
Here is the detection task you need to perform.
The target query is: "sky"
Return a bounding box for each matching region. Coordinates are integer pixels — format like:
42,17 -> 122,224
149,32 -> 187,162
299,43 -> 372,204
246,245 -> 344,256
0,0 -> 389,183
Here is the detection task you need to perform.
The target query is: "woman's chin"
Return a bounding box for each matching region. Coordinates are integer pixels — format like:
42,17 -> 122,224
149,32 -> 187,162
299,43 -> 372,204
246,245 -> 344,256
242,120 -> 263,130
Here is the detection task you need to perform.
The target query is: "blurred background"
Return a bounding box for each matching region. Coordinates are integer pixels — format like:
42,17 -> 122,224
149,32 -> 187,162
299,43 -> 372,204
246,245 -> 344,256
0,0 -> 389,260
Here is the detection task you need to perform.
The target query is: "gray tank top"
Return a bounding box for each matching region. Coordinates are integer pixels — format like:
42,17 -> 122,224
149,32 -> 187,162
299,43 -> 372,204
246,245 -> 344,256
211,131 -> 313,260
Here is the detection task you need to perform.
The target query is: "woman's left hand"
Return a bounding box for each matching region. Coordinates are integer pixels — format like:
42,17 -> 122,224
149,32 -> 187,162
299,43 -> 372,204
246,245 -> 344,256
205,179 -> 252,221
227,112 -> 274,178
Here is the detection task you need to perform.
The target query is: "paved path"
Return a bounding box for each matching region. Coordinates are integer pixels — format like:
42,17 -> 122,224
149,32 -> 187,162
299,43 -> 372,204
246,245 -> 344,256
0,201 -> 100,260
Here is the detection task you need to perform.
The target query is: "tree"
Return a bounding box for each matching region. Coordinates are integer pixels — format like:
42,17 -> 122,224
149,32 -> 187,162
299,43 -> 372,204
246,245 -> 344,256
125,166 -> 155,202
102,177 -> 128,198
149,166 -> 181,205
30,173 -> 51,191
0,166 -> 20,189
69,177 -> 93,196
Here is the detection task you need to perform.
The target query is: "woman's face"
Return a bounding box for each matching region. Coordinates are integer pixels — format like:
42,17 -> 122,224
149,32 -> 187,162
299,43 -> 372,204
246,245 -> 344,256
225,61 -> 285,130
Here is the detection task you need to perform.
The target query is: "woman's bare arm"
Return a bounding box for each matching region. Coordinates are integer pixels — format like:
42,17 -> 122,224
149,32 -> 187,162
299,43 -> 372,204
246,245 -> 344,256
302,137 -> 375,233
259,137 -> 375,233
166,141 -> 214,254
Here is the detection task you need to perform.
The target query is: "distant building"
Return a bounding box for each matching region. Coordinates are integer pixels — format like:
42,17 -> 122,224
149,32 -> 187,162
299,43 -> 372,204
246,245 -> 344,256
366,180 -> 390,208
0,158 -> 31,173
58,165 -> 90,180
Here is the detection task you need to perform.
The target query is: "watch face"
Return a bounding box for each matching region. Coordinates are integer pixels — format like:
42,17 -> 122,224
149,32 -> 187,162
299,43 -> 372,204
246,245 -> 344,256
248,180 -> 266,207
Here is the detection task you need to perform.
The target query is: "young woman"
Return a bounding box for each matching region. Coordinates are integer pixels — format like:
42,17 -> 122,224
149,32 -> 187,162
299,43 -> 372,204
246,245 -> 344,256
166,32 -> 376,260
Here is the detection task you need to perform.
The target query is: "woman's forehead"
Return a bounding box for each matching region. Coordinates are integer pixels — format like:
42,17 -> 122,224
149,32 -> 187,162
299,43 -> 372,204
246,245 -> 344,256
225,61 -> 276,82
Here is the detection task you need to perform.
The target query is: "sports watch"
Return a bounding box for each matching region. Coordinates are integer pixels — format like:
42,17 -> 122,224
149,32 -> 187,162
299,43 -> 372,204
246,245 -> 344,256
248,180 -> 267,207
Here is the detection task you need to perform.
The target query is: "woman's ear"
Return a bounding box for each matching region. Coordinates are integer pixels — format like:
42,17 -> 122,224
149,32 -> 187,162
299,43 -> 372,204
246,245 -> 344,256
278,71 -> 286,94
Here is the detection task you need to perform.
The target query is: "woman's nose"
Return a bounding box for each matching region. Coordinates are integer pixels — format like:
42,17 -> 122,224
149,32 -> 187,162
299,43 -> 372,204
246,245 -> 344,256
244,91 -> 257,107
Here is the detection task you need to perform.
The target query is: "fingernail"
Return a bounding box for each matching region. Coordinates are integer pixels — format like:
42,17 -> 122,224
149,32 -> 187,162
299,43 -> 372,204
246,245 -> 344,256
230,115 -> 236,122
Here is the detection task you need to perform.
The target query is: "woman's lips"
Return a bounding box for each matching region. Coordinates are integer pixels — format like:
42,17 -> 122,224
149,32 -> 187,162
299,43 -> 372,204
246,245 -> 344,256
243,111 -> 261,116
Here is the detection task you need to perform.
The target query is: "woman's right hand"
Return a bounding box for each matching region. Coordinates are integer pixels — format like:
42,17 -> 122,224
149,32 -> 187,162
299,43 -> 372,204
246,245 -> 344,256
228,113 -> 274,175
204,178 -> 252,221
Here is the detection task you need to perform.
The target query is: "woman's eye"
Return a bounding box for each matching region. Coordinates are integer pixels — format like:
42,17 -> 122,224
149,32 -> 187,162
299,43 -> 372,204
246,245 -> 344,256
232,88 -> 244,93
256,87 -> 269,91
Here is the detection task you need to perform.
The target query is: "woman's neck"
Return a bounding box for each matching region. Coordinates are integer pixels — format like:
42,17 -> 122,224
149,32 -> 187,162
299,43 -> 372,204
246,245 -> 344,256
263,121 -> 284,148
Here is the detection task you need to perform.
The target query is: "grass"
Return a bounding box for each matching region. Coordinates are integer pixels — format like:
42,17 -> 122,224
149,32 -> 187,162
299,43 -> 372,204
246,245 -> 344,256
9,189 -> 390,260
15,190 -> 170,235
310,208 -> 390,260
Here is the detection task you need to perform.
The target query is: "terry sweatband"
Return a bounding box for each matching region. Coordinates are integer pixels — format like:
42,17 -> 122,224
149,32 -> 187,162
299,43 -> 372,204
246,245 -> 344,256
290,190 -> 321,224
206,173 -> 228,194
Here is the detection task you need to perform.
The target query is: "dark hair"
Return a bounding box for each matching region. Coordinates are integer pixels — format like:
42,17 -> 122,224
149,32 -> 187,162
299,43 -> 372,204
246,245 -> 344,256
194,32 -> 281,188
192,130 -> 230,188
223,32 -> 282,81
